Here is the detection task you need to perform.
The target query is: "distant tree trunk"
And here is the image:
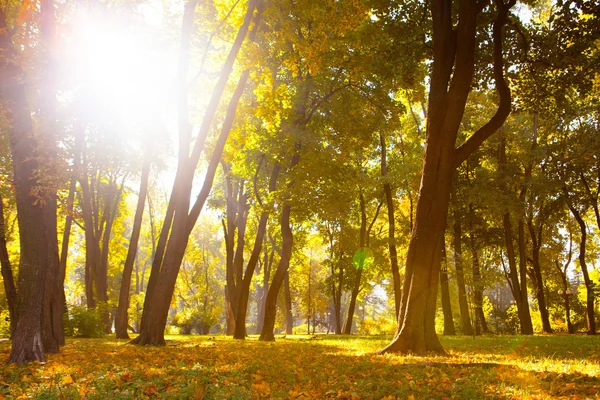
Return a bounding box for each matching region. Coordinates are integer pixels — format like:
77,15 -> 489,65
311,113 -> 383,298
234,162 -> 279,339
259,185 -> 296,341
116,154 -> 151,339
439,233 -> 455,335
58,174 -> 77,341
326,223 -> 344,335
498,129 -> 533,335
132,1 -> 261,345
453,206 -> 473,335
222,172 -> 247,334
379,0 -> 515,354
284,271 -> 293,334
343,192 -> 367,334
380,132 -> 401,319
516,220 -> 534,333
555,234 -> 574,334
526,213 -> 552,333
565,198 -> 596,334
0,194 -> 17,334
257,245 -> 273,333
468,231 -> 489,334
343,193 -> 382,334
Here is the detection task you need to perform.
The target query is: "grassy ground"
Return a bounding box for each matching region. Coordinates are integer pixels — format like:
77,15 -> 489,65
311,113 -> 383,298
1,334 -> 599,399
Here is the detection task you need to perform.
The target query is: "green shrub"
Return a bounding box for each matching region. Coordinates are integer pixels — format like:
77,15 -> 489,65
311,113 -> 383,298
66,304 -> 107,338
170,308 -> 219,334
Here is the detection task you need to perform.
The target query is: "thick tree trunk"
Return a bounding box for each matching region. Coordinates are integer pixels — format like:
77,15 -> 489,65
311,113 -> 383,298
439,234 -> 455,335
380,132 -> 401,318
0,194 -> 17,334
234,163 -> 279,339
116,155 -> 151,339
2,9 -> 52,362
453,208 -> 473,335
566,201 -> 596,334
39,0 -> 62,354
379,0 -> 515,354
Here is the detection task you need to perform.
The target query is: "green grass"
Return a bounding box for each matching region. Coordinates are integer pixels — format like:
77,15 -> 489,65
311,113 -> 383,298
1,334 -> 599,399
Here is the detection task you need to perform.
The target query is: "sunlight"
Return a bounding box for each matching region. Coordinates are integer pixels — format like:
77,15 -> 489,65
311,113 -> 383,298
62,3 -> 174,134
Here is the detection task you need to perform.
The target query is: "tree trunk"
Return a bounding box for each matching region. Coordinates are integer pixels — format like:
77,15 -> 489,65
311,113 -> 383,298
132,1 -> 260,346
517,220 -> 534,333
526,215 -> 552,333
58,174 -> 77,342
380,132 -> 401,318
116,154 -> 151,339
498,128 -> 533,335
453,207 -> 473,335
343,192 -> 367,334
379,0 -> 515,354
566,200 -> 596,334
234,163 -> 279,339
259,199 -> 295,341
0,193 -> 17,334
39,0 -> 62,354
2,8 -> 53,362
257,246 -> 273,333
439,233 -> 455,335
284,271 -> 293,334
468,232 -> 489,334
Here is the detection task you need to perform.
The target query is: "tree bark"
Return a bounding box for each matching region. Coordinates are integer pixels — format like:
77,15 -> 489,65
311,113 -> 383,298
379,0 -> 515,354
2,7 -> 54,362
116,154 -> 151,339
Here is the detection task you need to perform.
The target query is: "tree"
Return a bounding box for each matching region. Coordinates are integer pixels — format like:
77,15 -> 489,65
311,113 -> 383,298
1,0 -> 62,363
133,0 -> 263,345
115,151 -> 151,339
379,0 -> 516,354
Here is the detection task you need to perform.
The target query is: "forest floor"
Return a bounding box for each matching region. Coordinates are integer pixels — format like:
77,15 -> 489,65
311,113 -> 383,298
0,334 -> 599,399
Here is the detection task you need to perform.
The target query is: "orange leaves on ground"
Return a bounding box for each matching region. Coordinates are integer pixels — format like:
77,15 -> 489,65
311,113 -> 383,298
0,335 -> 599,399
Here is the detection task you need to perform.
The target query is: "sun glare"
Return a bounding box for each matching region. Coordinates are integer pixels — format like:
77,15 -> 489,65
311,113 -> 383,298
62,2 -> 175,137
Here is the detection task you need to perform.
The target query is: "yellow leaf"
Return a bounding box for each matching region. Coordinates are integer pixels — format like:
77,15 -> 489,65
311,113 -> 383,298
408,395 -> 415,400
17,0 -> 36,25
61,375 -> 74,385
